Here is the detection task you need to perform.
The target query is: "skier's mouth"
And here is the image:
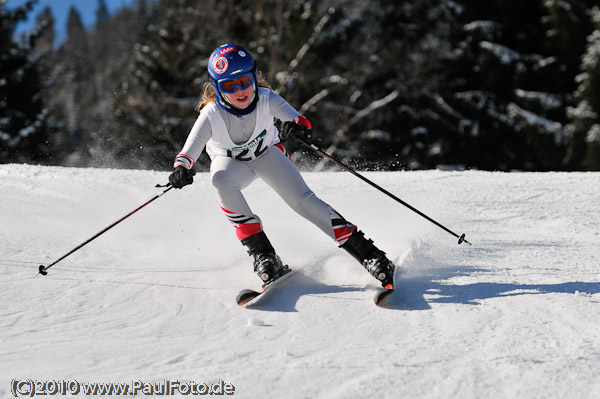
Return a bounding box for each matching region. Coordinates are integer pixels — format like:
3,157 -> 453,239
237,95 -> 248,102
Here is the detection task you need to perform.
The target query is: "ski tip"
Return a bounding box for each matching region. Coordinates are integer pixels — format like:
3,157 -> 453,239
374,288 -> 394,307
236,289 -> 260,306
236,268 -> 297,307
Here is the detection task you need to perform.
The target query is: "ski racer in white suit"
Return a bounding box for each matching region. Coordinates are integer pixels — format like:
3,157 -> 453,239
169,43 -> 395,287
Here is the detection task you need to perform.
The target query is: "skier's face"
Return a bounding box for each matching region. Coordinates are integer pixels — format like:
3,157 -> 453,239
224,84 -> 254,109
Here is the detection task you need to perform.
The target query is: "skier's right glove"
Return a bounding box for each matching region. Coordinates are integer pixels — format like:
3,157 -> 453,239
278,116 -> 312,142
169,166 -> 195,189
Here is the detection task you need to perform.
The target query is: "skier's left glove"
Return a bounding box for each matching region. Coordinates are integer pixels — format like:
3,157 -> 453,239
279,116 -> 312,142
169,166 -> 195,189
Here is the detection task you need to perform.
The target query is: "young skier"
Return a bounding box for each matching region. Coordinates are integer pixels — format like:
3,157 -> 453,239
168,43 -> 396,288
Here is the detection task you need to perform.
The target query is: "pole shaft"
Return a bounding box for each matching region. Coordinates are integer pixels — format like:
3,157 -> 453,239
297,138 -> 471,245
40,186 -> 173,273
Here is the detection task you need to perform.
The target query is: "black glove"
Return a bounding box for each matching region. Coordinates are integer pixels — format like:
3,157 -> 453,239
168,166 -> 195,189
278,116 -> 312,142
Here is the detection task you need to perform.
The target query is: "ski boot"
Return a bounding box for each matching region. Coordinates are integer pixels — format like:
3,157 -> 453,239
241,231 -> 289,285
341,230 -> 396,288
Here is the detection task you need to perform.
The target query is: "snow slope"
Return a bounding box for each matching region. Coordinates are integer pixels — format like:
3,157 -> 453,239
1,164 -> 599,398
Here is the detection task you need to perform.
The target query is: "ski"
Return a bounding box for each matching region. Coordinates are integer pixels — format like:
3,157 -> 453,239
236,269 -> 297,306
374,262 -> 400,307
374,284 -> 395,306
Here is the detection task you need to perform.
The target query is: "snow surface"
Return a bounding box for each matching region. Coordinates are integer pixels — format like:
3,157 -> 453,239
1,164 -> 600,398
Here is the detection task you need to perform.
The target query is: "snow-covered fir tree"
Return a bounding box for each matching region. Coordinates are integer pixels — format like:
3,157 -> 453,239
6,0 -> 600,171
567,6 -> 600,170
0,0 -> 50,163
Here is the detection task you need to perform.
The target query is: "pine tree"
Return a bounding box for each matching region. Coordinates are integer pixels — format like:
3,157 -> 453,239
43,1 -> 141,167
48,6 -> 95,166
422,0 -> 598,171
0,0 -> 50,163
64,6 -> 89,81
33,7 -> 55,55
297,0 -> 467,170
567,6 -> 600,170
112,0 -> 209,169
96,0 -> 109,28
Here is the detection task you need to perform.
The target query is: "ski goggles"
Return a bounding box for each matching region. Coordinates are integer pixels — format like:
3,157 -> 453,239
217,73 -> 255,93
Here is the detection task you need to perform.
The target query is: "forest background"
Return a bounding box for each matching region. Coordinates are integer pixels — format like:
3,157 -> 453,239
2,0 -> 600,172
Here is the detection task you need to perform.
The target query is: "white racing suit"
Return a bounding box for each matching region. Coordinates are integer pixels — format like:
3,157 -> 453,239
174,87 -> 356,245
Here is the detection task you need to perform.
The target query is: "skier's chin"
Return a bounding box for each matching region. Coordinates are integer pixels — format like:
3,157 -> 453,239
233,99 -> 250,109
225,87 -> 254,110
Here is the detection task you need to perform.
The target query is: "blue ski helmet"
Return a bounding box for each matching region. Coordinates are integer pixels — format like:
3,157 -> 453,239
208,44 -> 258,116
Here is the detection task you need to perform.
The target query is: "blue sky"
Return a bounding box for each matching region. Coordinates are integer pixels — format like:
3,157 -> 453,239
10,0 -> 137,45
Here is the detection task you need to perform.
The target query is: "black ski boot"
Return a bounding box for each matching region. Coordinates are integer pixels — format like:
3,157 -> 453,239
341,230 -> 396,288
241,231 -> 288,284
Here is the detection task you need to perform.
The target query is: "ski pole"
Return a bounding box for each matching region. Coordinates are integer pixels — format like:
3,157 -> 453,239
295,137 -> 472,246
37,172 -> 193,276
